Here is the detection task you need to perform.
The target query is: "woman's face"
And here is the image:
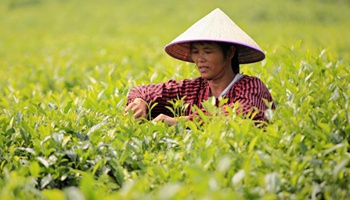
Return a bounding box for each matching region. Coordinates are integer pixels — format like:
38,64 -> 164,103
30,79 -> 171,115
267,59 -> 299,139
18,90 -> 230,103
190,42 -> 232,81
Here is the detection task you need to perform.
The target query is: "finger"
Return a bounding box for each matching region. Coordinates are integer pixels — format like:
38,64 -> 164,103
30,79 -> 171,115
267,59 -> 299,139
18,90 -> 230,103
124,103 -> 134,113
133,109 -> 142,119
133,108 -> 146,119
153,114 -> 179,126
152,114 -> 164,122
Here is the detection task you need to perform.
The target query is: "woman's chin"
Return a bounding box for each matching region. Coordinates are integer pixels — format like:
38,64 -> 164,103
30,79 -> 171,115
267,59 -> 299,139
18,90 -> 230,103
200,75 -> 212,80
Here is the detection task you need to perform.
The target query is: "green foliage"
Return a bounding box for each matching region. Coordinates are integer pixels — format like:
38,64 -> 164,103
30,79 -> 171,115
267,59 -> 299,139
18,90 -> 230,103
0,0 -> 349,199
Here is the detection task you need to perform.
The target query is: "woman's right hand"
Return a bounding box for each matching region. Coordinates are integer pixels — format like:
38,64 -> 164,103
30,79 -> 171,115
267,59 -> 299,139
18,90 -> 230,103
124,98 -> 147,119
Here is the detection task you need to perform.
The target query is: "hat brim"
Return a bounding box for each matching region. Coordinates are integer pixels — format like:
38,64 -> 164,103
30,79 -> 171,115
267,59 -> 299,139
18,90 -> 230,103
165,39 -> 265,64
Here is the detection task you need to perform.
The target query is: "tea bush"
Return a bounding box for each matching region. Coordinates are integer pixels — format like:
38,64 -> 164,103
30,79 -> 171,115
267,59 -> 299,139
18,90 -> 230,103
0,0 -> 349,199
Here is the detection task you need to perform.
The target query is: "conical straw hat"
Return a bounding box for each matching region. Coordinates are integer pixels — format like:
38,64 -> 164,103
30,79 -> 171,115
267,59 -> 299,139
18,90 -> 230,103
164,8 -> 265,64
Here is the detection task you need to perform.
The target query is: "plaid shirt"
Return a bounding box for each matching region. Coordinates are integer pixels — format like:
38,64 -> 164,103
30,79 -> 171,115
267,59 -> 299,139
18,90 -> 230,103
127,75 -> 275,122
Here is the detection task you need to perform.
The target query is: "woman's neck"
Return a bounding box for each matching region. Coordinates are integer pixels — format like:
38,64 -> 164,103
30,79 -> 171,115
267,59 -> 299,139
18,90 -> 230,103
209,71 -> 236,98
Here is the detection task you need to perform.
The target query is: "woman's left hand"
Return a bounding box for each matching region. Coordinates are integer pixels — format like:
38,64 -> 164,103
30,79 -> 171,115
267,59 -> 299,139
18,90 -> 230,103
152,114 -> 179,126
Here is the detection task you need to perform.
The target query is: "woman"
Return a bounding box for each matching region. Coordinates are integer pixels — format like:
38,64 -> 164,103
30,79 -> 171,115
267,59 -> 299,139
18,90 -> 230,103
125,8 -> 275,125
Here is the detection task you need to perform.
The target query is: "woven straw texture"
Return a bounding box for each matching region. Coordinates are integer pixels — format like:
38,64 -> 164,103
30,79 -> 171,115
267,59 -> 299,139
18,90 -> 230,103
165,8 -> 265,64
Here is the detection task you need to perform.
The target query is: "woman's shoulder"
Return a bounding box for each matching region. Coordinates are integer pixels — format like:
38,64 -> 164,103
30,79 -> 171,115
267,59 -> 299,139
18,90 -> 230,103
241,74 -> 262,80
237,74 -> 268,87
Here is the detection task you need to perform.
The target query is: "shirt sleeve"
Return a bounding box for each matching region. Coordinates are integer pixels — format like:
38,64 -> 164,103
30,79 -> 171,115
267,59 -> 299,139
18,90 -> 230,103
225,76 -> 275,122
127,79 -> 200,119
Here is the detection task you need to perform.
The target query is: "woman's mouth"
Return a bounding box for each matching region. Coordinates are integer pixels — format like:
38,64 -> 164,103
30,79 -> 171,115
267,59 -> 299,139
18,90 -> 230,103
198,66 -> 209,73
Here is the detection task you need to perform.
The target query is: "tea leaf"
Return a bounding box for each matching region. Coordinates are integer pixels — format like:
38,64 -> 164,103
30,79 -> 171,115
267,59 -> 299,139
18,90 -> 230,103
232,170 -> 245,185
37,157 -> 50,168
29,161 -> 40,177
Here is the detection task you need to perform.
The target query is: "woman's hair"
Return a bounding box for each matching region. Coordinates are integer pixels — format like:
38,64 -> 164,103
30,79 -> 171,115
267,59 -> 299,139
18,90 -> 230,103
216,42 -> 240,74
190,42 -> 240,74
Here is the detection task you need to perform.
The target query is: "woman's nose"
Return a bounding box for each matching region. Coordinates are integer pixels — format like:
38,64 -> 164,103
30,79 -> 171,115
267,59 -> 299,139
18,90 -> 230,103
197,52 -> 206,62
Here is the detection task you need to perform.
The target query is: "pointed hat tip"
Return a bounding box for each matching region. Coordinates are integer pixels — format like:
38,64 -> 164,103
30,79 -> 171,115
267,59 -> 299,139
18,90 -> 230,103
165,8 -> 265,64
206,8 -> 231,21
212,8 -> 225,13
210,8 -> 223,15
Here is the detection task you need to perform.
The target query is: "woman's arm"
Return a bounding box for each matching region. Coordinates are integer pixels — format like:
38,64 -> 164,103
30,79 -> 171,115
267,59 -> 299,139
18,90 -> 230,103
225,76 -> 275,122
126,78 -> 201,119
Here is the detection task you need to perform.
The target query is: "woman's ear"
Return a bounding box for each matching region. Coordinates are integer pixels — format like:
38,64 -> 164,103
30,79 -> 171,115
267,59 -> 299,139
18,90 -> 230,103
228,46 -> 236,60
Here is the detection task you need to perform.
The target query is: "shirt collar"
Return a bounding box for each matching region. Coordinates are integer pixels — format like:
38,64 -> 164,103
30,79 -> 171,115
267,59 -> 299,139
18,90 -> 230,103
219,73 -> 244,97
